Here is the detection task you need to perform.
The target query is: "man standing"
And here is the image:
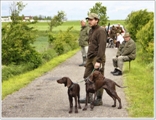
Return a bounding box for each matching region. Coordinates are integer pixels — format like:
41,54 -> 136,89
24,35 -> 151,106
80,13 -> 107,106
111,32 -> 136,76
78,20 -> 90,66
116,23 -> 123,34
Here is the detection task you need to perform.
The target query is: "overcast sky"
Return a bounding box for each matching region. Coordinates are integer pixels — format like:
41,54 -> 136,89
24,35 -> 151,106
1,1 -> 155,20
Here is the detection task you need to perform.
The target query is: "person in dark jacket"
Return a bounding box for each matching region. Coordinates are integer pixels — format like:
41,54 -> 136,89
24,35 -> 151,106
80,13 -> 107,106
116,23 -> 123,34
111,32 -> 136,76
78,20 -> 90,66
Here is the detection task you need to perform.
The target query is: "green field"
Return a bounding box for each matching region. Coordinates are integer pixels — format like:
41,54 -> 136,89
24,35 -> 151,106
28,21 -> 81,31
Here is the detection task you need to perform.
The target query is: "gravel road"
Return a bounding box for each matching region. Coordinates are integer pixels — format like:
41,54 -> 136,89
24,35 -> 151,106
2,48 -> 129,119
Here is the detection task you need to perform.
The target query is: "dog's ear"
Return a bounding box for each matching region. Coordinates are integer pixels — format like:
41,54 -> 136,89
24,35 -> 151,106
66,77 -> 72,88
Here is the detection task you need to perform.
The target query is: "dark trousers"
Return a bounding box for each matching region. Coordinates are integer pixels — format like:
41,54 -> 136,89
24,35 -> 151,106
116,41 -> 120,48
83,56 -> 105,78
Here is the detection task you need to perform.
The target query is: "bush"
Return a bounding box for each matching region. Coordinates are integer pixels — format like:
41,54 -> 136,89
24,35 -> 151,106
136,19 -> 154,63
52,27 -> 79,55
125,9 -> 154,41
2,22 -> 42,67
41,48 -> 58,63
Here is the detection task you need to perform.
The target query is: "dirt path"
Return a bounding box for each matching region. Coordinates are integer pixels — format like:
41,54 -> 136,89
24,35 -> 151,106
2,48 -> 129,118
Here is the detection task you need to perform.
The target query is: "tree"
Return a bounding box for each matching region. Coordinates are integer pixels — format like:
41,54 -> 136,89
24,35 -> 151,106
48,11 -> 66,32
88,2 -> 109,26
2,1 -> 42,68
125,9 -> 154,41
9,1 -> 27,23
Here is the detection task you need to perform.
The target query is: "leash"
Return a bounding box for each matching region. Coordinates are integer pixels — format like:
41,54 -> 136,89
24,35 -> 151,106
76,68 -> 95,83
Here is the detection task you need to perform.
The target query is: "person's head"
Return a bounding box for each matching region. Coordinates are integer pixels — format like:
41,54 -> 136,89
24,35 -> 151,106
80,20 -> 86,27
123,33 -> 131,41
86,13 -> 99,27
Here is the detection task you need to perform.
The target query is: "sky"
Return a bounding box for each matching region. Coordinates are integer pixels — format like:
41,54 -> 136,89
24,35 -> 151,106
1,1 -> 155,20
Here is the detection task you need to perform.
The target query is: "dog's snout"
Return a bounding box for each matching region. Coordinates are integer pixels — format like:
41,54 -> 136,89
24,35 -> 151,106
57,79 -> 61,83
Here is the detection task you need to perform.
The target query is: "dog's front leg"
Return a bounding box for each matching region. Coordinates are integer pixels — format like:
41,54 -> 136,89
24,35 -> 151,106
74,96 -> 78,113
90,92 -> 97,110
69,96 -> 73,113
83,92 -> 89,111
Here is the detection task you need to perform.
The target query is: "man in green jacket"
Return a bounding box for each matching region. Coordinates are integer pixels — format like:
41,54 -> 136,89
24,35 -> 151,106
80,13 -> 107,106
78,20 -> 90,66
111,32 -> 136,76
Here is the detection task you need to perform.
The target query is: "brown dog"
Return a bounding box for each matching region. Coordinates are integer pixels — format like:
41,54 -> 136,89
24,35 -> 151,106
57,77 -> 81,113
83,70 -> 105,111
83,70 -> 126,110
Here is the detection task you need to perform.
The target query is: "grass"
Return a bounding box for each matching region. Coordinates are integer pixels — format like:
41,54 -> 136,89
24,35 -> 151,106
32,36 -> 49,52
107,20 -> 126,26
123,59 -> 154,117
28,20 -> 81,31
2,48 -> 80,99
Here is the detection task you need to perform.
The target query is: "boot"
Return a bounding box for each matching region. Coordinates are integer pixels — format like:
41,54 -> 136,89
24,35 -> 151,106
80,93 -> 93,103
110,68 -> 118,74
94,88 -> 103,106
113,69 -> 122,76
79,56 -> 86,67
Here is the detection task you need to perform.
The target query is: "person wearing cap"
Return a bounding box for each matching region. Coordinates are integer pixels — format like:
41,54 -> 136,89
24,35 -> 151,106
80,13 -> 107,106
111,32 -> 136,76
78,20 -> 90,66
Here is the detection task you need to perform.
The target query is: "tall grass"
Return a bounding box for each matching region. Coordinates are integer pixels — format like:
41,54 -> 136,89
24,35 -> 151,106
123,57 -> 154,117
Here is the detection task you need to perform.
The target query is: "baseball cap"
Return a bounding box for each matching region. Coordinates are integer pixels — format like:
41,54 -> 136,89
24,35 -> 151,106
123,32 -> 130,38
86,13 -> 99,20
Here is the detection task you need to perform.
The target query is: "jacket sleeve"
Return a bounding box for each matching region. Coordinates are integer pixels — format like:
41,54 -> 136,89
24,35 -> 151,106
121,40 -> 136,56
96,29 -> 107,63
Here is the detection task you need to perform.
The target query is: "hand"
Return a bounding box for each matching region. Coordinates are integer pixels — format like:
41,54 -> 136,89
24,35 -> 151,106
94,62 -> 100,69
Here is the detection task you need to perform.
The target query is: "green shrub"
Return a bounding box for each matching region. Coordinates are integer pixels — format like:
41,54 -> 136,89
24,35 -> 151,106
125,9 -> 154,41
41,48 -> 58,63
2,22 -> 42,67
53,27 -> 79,55
136,19 -> 154,63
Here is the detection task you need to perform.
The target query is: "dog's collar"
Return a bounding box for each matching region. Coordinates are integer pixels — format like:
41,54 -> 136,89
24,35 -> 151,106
68,83 -> 74,90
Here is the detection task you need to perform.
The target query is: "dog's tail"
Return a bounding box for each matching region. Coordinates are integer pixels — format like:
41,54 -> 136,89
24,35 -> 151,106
115,83 -> 127,88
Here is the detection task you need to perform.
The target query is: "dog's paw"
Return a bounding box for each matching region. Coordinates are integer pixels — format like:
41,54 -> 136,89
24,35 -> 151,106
69,110 -> 72,113
112,105 -> 116,107
82,107 -> 87,111
118,106 -> 122,109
